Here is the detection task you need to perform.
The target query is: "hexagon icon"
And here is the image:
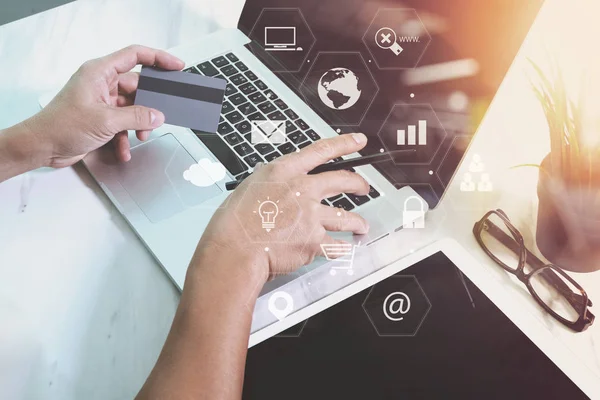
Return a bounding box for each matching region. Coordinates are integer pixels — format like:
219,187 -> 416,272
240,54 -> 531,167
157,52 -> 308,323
248,8 -> 316,73
377,103 -> 447,166
362,275 -> 431,337
363,8 -> 431,70
300,52 -> 379,126
234,182 -> 303,245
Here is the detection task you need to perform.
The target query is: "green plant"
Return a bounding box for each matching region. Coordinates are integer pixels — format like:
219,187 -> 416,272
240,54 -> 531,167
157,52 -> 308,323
528,58 -> 599,191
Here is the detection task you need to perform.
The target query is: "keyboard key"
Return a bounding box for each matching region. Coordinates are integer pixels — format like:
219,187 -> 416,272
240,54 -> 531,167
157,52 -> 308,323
221,101 -> 234,115
284,109 -> 299,120
296,119 -> 310,130
288,131 -> 308,145
258,102 -> 277,115
255,143 -> 274,155
193,132 -> 246,175
217,122 -> 234,135
196,61 -> 219,76
225,53 -> 239,62
239,82 -> 258,95
278,142 -> 297,154
224,132 -> 243,146
238,102 -> 257,116
328,194 -> 343,202
321,200 -> 330,206
230,74 -> 248,86
298,141 -> 311,149
248,112 -> 264,121
184,67 -> 201,74
229,93 -> 246,106
264,152 -> 281,162
346,193 -> 370,206
306,129 -> 321,141
235,171 -> 250,181
267,110 -> 286,121
368,186 -> 381,199
248,92 -> 267,104
285,121 -> 298,133
234,121 -> 252,134
212,56 -> 228,68
244,71 -> 258,81
234,142 -> 254,156
225,83 -> 238,97
221,65 -> 238,76
255,80 -> 268,91
264,89 -> 278,100
214,75 -> 226,80
274,99 -> 288,110
244,153 -> 263,168
333,197 -> 355,211
225,111 -> 244,124
235,61 -> 248,71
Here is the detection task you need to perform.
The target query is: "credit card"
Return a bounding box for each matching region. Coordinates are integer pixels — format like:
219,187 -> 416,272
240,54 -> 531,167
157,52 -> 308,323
134,66 -> 226,133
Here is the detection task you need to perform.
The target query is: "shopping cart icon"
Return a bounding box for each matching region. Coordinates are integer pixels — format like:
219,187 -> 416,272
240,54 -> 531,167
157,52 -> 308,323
320,241 -> 361,276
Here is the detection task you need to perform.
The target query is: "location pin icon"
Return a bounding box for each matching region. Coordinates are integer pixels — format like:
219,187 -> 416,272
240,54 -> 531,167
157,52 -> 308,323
268,291 -> 294,321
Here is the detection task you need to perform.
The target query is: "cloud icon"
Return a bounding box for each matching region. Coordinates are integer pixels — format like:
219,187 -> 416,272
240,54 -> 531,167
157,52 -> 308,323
182,158 -> 227,187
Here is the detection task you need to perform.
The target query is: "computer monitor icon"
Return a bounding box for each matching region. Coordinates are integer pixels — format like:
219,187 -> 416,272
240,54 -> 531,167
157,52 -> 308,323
264,27 -> 303,52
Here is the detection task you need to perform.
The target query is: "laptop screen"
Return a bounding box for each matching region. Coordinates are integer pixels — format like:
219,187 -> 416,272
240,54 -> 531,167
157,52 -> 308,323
238,0 -> 544,207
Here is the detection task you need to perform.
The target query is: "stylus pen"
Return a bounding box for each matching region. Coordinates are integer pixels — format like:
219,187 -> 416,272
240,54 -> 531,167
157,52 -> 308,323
225,149 -> 415,191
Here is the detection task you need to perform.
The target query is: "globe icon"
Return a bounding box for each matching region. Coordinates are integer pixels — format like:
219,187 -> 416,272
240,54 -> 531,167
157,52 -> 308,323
317,68 -> 362,110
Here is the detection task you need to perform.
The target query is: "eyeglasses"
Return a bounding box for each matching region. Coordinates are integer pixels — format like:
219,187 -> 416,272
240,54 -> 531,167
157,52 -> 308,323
473,209 -> 594,332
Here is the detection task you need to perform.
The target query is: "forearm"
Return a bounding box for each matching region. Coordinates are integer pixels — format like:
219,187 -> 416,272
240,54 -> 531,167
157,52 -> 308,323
0,119 -> 48,182
137,245 -> 267,400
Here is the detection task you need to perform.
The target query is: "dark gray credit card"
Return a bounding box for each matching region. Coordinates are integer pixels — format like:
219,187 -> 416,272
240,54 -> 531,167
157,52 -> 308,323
134,66 -> 226,133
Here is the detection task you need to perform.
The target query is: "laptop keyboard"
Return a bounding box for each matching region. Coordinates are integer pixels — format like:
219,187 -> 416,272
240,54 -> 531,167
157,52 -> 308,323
184,52 -> 380,210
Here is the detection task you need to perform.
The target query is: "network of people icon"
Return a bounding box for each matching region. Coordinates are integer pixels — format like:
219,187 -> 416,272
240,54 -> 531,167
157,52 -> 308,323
460,154 -> 493,192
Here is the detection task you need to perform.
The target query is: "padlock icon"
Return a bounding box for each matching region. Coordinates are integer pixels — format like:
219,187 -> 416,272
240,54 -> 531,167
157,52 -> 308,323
402,196 -> 425,229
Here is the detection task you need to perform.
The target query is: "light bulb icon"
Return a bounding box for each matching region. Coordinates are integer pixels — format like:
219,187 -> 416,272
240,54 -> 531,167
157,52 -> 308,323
256,197 -> 280,232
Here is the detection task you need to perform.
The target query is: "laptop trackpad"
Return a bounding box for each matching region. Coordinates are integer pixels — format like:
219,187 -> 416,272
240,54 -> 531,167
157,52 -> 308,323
116,134 -> 223,223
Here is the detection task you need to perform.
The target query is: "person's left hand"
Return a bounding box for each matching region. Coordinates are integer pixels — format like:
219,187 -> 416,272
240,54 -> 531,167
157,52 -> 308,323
27,45 -> 184,168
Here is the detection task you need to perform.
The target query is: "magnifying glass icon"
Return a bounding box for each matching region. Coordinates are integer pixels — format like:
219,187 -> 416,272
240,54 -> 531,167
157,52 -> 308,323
375,27 -> 404,56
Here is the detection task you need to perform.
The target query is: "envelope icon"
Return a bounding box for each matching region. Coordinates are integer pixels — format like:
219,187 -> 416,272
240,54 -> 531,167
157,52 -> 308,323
251,120 -> 287,145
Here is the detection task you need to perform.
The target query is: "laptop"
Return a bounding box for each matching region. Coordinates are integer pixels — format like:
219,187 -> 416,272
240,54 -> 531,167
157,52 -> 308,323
39,0 -> 543,291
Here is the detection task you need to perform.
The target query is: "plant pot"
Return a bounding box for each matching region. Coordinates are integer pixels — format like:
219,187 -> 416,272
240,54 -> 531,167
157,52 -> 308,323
536,154 -> 600,272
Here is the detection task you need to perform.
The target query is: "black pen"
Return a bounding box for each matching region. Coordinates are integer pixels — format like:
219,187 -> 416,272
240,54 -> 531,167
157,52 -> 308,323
224,149 -> 415,191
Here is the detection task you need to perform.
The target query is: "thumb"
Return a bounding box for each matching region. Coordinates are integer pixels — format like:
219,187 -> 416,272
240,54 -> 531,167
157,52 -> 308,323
110,105 -> 165,132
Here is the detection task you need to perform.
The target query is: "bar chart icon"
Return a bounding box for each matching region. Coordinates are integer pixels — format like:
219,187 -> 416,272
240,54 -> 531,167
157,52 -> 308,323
397,120 -> 427,146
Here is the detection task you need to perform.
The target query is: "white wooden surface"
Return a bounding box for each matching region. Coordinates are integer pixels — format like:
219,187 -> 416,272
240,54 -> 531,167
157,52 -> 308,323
0,0 -> 599,399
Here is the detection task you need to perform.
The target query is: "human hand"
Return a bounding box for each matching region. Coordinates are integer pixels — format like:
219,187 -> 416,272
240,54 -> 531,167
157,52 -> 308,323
193,133 -> 371,284
27,45 -> 184,168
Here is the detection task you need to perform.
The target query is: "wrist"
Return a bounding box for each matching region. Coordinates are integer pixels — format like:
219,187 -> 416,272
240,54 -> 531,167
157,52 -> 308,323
3,119 -> 50,168
188,241 -> 269,299
0,119 -> 50,181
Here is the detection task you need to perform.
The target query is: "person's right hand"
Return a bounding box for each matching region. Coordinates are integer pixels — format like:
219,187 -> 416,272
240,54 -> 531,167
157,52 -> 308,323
193,133 -> 371,283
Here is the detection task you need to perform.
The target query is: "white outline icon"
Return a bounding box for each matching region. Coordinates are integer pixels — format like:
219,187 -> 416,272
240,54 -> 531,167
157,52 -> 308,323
375,27 -> 404,56
264,26 -> 303,52
383,292 -> 411,321
268,291 -> 294,321
321,241 -> 361,276
256,197 -> 280,232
